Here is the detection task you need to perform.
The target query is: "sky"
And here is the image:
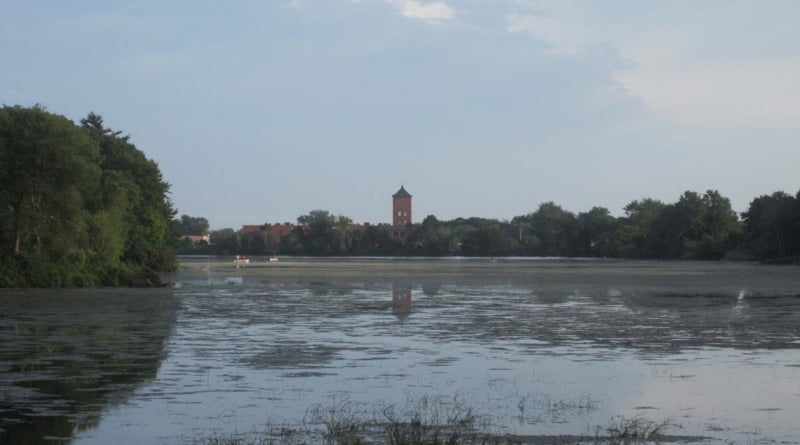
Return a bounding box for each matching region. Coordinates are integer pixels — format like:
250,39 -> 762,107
2,0 -> 799,230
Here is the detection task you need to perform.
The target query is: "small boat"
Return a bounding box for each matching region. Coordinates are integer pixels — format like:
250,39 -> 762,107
268,256 -> 279,262
233,255 -> 250,268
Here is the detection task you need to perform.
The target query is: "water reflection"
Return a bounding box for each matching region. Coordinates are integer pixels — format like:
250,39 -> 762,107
3,259 -> 800,444
417,286 -> 800,354
0,288 -> 178,444
421,282 -> 440,297
392,283 -> 413,321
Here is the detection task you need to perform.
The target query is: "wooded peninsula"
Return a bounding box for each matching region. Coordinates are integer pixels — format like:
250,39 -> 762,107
0,105 -> 176,287
2,104 -> 798,287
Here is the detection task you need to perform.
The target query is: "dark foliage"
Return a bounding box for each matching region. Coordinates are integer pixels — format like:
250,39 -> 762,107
0,105 -> 176,287
184,188 -> 798,262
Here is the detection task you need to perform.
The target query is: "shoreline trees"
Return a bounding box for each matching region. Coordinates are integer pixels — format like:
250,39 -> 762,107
2,104 -> 797,288
0,105 -> 177,287
188,189 -> 799,263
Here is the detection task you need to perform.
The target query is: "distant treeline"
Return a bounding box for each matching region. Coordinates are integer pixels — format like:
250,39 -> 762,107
0,105 -> 177,287
180,189 -> 800,262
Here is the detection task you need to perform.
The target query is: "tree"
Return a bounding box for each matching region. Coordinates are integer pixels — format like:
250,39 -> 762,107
0,105 -> 100,258
648,191 -> 707,258
298,210 -> 337,255
174,215 -> 210,235
81,112 -> 177,275
412,215 -> 452,255
210,228 -> 238,255
515,202 -> 579,256
261,227 -> 281,255
742,191 -> 798,260
694,190 -> 741,259
611,198 -> 666,258
0,105 -> 176,286
333,215 -> 354,254
576,207 -> 616,257
0,105 -> 102,285
351,225 -> 394,255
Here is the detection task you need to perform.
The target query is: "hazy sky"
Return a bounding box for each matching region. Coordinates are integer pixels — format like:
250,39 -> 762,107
2,1 -> 799,229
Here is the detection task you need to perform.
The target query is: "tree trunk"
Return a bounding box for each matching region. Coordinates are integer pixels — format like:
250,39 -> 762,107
11,203 -> 21,256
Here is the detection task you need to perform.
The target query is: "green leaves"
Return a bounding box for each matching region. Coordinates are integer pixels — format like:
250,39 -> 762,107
0,105 -> 177,287
742,191 -> 800,260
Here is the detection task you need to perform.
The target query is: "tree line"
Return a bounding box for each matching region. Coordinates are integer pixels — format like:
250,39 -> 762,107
2,104 -> 796,289
0,105 -> 177,287
181,189 -> 800,262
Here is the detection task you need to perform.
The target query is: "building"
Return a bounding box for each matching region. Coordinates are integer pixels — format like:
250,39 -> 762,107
392,185 -> 412,226
238,186 -> 415,241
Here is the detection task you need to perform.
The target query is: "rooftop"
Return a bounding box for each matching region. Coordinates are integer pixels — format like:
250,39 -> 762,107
392,185 -> 412,198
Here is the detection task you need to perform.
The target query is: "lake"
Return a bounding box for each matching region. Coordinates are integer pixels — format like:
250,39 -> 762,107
1,258 -> 799,444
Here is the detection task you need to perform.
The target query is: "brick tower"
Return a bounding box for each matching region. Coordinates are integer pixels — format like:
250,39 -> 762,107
392,185 -> 412,226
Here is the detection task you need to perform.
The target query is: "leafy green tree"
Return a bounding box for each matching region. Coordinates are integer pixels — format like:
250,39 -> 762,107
298,210 -> 337,255
643,191 -> 740,259
351,225 -> 395,255
693,190 -> 741,259
240,231 -> 266,255
0,105 -> 176,286
515,202 -> 579,256
611,198 -> 666,258
462,224 -> 507,256
576,207 -> 616,256
0,105 -> 102,285
333,215 -> 354,254
280,227 -> 306,255
81,112 -> 177,276
174,214 -> 210,235
261,227 -> 281,255
412,215 -> 452,255
508,220 -> 539,255
647,191 -> 707,258
0,105 -> 100,257
742,191 -> 799,260
210,228 -> 238,255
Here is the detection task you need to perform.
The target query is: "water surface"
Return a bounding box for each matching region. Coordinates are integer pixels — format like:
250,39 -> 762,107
1,258 -> 799,444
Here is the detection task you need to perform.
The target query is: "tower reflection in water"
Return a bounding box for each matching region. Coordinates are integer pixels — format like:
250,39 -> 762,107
392,283 -> 412,321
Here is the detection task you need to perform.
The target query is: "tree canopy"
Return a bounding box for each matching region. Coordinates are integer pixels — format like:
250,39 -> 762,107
184,189 -> 799,263
0,105 -> 177,287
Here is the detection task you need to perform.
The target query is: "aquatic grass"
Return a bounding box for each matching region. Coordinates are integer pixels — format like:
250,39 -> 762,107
190,414 -> 681,445
515,393 -> 598,425
305,396 -> 368,444
381,394 -> 494,445
196,426 -> 304,445
190,398 -> 684,445
602,415 -> 675,442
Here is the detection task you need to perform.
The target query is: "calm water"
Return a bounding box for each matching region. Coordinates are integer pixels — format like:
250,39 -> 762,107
1,258 -> 799,444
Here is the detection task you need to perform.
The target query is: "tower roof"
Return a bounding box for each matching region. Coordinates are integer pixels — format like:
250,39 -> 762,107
392,185 -> 412,198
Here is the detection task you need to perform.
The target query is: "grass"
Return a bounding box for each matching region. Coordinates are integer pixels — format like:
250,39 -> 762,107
601,415 -> 676,442
305,396 -> 368,445
196,426 -> 304,445
191,397 -> 680,445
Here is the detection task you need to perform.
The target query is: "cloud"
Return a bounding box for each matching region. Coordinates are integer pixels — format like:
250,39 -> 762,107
389,0 -> 454,24
506,2 -> 800,131
506,13 -> 582,55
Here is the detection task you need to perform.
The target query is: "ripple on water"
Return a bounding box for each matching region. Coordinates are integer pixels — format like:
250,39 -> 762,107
4,259 -> 800,445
